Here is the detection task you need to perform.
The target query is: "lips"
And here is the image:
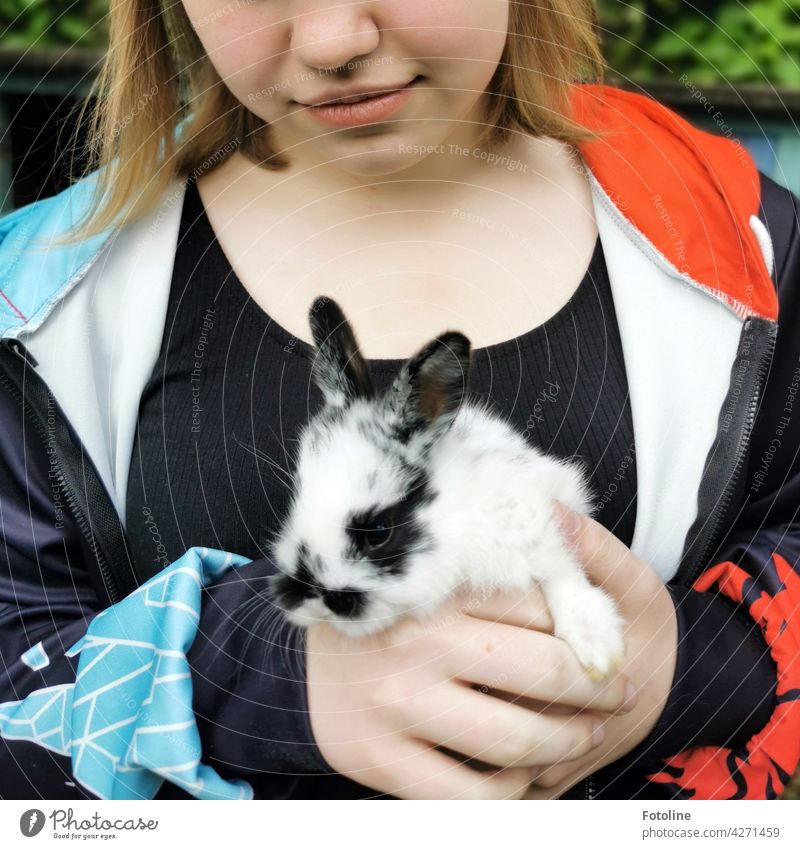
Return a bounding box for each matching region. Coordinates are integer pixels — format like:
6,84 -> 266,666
331,88 -> 400,104
296,76 -> 423,107
296,76 -> 422,128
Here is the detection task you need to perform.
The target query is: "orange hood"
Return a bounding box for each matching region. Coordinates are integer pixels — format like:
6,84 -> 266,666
573,83 -> 776,322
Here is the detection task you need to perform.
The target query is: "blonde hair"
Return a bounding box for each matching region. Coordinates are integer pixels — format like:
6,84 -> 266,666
58,0 -> 606,246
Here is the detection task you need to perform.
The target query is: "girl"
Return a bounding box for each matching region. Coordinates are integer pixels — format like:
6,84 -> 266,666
0,0 -> 798,800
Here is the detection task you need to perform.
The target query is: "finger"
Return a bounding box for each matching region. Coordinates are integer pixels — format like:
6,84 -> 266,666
522,774 -> 581,799
485,689 -> 581,715
460,585 -> 554,633
386,681 -> 604,768
444,616 -> 633,714
529,758 -> 588,790
523,760 -> 594,798
552,500 -> 661,615
362,736 -> 535,800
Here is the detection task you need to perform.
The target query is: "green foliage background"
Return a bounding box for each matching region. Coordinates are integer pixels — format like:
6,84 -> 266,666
597,0 -> 800,86
1,1 -> 799,87
0,0 -> 108,51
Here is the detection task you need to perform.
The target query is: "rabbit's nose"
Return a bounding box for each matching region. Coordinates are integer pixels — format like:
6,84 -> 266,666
322,588 -> 366,618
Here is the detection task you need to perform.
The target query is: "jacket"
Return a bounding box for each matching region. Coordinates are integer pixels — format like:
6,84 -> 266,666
0,83 -> 799,800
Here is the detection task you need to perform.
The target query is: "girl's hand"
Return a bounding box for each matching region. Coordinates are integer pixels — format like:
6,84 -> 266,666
475,501 -> 677,799
305,576 -> 635,799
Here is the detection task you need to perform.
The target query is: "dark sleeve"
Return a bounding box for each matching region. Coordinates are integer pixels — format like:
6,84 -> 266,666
643,173 -> 800,799
0,366 -> 104,799
187,555 -> 329,779
0,371 -> 326,800
602,583 -> 777,776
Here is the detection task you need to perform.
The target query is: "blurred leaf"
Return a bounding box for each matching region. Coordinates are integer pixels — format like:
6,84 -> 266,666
57,15 -> 93,45
0,0 -> 109,50
648,31 -> 690,61
770,52 -> 800,86
598,0 -> 800,86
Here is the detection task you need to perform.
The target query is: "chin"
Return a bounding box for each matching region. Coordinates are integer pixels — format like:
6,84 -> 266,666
281,608 -> 327,630
326,141 -> 433,178
279,596 -> 330,629
331,615 -> 389,638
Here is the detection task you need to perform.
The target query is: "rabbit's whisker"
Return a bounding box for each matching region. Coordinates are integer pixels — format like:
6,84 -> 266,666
235,437 -> 295,490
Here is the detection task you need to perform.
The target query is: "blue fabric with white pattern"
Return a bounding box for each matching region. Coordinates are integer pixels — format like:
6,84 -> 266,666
0,546 -> 254,800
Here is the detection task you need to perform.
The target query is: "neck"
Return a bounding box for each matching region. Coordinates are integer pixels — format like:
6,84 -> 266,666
259,98 -> 533,206
224,129 -> 571,216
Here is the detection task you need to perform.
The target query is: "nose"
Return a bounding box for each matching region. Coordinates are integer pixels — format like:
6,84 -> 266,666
270,569 -> 320,609
291,2 -> 380,72
322,587 -> 366,618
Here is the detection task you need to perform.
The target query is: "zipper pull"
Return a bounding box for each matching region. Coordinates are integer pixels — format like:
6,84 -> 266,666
3,337 -> 39,368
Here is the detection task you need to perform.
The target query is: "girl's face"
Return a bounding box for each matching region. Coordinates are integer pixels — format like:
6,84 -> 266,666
181,0 -> 510,176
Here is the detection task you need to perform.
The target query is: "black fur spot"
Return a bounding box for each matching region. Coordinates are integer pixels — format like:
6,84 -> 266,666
271,547 -> 321,609
308,297 -> 375,405
322,588 -> 366,618
388,331 -> 471,444
346,468 -> 436,576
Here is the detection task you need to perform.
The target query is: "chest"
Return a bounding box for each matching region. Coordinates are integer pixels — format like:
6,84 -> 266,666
196,182 -> 598,358
125,271 -> 637,573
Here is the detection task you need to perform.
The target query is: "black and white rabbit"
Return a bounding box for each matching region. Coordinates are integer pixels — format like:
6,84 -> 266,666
269,296 -> 626,678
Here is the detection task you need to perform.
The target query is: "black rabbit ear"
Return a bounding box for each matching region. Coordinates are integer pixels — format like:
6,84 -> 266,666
386,331 -> 471,446
308,296 -> 375,407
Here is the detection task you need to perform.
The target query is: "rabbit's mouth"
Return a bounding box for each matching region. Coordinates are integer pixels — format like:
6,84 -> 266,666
270,571 -> 406,635
278,594 -> 394,637
270,570 -> 369,622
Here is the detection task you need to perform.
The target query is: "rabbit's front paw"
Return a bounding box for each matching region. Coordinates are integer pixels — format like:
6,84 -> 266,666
547,583 -> 626,680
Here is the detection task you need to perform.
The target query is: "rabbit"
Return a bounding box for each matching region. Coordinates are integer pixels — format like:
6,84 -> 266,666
268,295 -> 626,679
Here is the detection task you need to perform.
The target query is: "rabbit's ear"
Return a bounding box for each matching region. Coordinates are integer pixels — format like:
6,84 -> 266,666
386,331 -> 471,446
308,296 -> 375,407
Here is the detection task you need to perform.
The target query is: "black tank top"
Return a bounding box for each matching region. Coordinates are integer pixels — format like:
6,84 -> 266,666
127,178 -> 637,576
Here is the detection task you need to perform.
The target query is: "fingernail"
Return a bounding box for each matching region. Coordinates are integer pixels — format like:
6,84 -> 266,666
622,680 -> 638,712
592,719 -> 605,747
553,499 -> 580,547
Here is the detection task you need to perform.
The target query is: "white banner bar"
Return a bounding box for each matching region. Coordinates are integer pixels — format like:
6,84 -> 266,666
1,800 -> 799,848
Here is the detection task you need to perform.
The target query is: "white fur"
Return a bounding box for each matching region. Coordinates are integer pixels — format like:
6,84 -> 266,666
273,396 -> 626,679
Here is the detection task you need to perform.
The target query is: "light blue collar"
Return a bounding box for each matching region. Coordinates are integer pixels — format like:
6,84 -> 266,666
0,166 -> 116,337
0,117 -> 194,339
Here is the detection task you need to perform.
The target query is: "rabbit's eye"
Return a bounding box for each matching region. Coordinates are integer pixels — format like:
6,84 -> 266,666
347,508 -> 398,557
364,522 -> 394,551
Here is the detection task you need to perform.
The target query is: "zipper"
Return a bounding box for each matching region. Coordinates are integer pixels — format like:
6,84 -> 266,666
0,337 -> 137,605
580,317 -> 777,802
674,318 -> 778,589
